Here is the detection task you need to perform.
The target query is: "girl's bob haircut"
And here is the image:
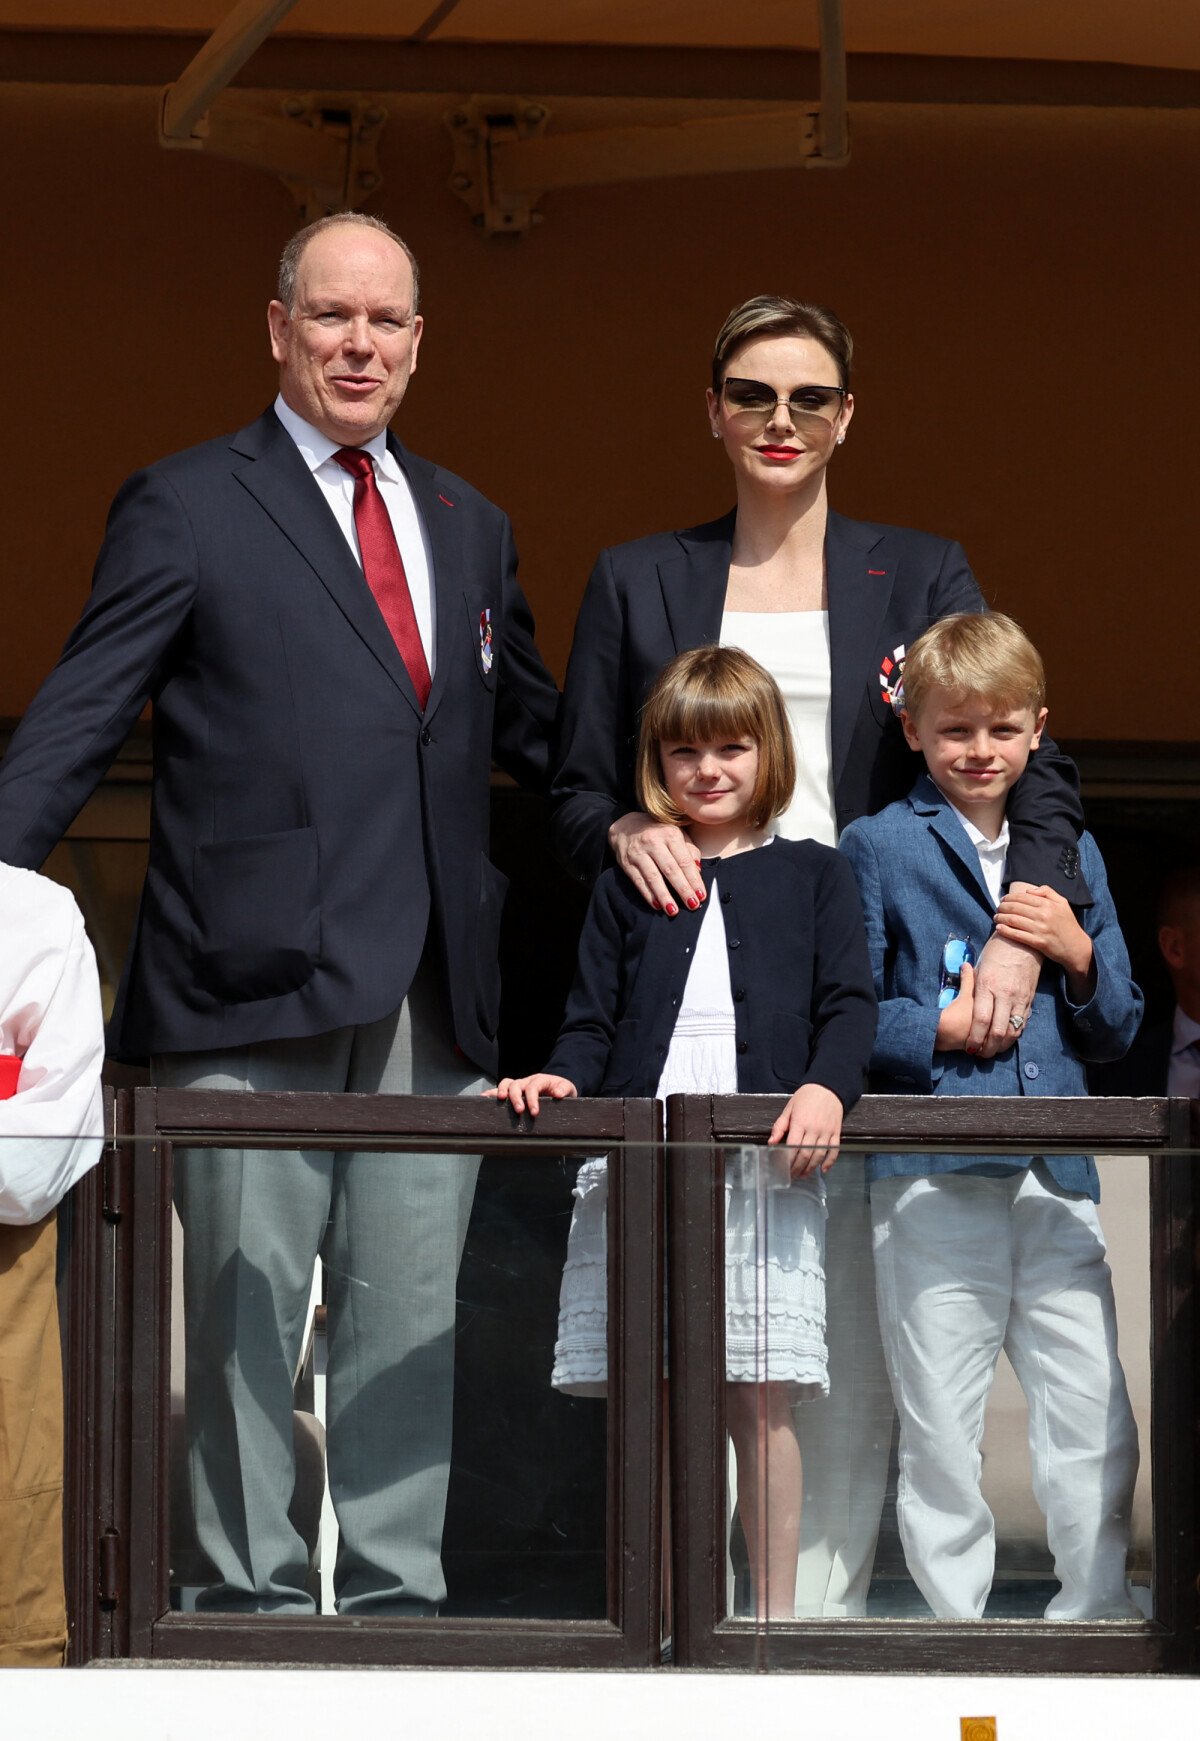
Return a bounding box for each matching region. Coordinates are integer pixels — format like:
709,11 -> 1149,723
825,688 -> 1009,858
635,645 -> 796,830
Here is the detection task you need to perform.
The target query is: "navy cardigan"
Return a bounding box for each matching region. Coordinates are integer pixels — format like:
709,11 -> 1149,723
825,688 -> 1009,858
545,837 -> 877,1107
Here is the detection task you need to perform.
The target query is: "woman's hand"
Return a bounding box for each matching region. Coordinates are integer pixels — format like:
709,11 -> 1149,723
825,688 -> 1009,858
935,961 -> 975,1052
966,921 -> 1043,1057
768,1082 -> 844,1176
485,1074 -> 578,1115
608,811 -> 705,915
995,883 -> 1095,1002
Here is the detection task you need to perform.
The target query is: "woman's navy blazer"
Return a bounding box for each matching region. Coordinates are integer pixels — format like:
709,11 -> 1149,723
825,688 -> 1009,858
550,509 -> 1090,902
544,837 -> 877,1108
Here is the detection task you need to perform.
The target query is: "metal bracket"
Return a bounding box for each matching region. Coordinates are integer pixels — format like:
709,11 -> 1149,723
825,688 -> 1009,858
446,97 -> 551,235
159,90 -> 386,218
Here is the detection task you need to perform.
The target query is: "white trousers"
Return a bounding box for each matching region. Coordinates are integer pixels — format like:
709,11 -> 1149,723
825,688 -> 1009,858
870,1163 -> 1139,1620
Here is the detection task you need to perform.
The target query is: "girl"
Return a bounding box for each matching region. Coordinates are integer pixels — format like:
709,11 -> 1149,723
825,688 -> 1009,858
491,645 -> 876,1619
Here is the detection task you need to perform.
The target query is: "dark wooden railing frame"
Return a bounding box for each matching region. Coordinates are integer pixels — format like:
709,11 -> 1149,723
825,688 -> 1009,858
66,1087 -> 663,1668
61,1089 -> 1199,1673
666,1093 -> 1200,1674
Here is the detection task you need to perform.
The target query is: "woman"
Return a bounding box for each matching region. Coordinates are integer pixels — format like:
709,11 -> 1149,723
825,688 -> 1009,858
549,295 -> 1089,1618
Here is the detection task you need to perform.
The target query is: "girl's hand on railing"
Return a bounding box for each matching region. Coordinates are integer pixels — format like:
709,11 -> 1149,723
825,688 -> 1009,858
485,1074 -> 579,1116
768,1082 -> 844,1176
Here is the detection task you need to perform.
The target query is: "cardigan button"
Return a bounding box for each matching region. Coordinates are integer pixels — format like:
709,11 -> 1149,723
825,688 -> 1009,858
733,988 -> 745,1002
728,938 -> 740,949
1023,1061 -> 1039,1080
721,892 -> 731,905
737,1041 -> 748,1055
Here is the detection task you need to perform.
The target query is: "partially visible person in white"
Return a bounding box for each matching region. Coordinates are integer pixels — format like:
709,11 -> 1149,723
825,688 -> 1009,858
0,860 -> 105,1667
0,862 -> 105,1221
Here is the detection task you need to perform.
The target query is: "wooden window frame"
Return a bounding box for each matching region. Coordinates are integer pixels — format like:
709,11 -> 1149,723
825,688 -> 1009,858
666,1093 -> 1200,1674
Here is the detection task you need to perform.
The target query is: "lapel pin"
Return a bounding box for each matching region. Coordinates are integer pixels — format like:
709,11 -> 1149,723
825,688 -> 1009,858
479,608 -> 494,674
868,569 -> 887,576
438,492 -> 455,507
878,643 -> 907,714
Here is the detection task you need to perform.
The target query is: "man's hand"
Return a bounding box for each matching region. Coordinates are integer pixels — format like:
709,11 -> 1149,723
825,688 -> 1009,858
995,883 -> 1094,1002
608,811 -> 705,915
485,1074 -> 578,1115
935,961 -> 975,1053
767,1082 -> 844,1176
967,914 -> 1042,1058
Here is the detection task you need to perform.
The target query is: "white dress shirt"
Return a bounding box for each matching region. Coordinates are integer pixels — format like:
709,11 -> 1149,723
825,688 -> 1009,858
1168,1006 -> 1200,1098
273,394 -> 436,673
0,863 -> 105,1224
948,803 -> 1011,909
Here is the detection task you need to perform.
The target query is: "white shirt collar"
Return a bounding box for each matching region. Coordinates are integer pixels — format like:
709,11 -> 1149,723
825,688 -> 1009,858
1171,1005 -> 1200,1056
272,393 -> 400,481
946,800 -> 1010,858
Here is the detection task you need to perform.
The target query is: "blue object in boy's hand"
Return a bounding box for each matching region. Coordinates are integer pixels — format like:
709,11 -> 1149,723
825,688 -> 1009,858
937,934 -> 975,1009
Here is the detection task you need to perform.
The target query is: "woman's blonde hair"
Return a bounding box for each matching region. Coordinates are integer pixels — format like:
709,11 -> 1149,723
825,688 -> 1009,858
635,645 -> 796,829
901,612 -> 1046,719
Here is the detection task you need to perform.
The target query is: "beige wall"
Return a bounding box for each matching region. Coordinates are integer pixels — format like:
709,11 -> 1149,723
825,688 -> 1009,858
2,83 -> 1196,739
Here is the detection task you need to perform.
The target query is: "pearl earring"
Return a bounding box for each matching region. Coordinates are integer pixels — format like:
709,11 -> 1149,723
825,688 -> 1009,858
712,429 -> 721,439
836,434 -> 845,445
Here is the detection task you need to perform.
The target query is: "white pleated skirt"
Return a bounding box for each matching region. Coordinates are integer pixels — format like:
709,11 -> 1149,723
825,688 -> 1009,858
551,1016 -> 829,1396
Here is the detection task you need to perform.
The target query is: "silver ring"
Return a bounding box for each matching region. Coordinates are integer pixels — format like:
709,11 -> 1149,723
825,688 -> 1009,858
1009,1012 -> 1026,1031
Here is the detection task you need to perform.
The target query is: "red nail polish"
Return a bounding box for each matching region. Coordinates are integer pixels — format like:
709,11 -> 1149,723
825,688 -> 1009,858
686,896 -> 698,910
651,900 -> 660,911
665,902 -> 678,916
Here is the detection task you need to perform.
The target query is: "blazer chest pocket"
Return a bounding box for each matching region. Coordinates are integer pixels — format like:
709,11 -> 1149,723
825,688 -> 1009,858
771,1012 -> 813,1085
193,826 -> 320,1003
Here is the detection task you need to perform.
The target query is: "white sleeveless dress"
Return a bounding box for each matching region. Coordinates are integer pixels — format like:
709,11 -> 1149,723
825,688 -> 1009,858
551,859 -> 828,1395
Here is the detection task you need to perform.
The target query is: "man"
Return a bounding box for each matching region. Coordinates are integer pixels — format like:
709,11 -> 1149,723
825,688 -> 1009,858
0,864 -> 105,1665
0,215 -> 558,1614
1093,862 -> 1200,1098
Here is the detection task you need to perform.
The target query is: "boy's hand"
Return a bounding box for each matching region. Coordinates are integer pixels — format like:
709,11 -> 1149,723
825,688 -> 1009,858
994,883 -> 1095,1000
935,960 -> 976,1053
485,1074 -> 578,1115
967,928 -> 1042,1057
768,1083 -> 844,1177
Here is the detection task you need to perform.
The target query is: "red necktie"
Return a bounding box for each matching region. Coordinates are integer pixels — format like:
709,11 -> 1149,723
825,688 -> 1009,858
334,447 -> 432,709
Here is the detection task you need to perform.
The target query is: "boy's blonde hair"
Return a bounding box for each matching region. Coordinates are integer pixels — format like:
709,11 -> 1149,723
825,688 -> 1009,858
901,612 -> 1046,719
636,645 -> 796,830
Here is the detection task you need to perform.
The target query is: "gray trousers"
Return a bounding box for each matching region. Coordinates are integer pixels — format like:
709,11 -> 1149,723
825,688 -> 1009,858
159,961 -> 486,1615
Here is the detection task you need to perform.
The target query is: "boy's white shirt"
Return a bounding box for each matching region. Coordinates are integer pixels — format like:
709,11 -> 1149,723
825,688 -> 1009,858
0,861 -> 105,1224
945,799 -> 1010,908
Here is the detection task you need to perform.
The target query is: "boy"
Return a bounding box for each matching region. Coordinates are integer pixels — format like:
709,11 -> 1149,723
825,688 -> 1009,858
1,862 -> 105,1665
839,612 -> 1142,1621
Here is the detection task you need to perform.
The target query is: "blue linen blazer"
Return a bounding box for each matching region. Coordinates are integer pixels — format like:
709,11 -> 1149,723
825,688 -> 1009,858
544,837 -> 877,1108
839,776 -> 1142,1200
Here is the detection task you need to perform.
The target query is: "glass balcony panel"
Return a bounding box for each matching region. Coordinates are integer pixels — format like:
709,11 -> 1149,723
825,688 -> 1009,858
167,1144 -> 616,1622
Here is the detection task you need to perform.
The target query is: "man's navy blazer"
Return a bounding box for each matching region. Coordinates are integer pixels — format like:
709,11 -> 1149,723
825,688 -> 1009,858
0,409 -> 558,1068
550,509 -> 1090,901
839,776 -> 1142,1199
544,837 -> 877,1108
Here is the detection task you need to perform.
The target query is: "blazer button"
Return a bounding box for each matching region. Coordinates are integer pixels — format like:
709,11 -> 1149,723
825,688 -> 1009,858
421,727 -> 432,746
1023,1062 -> 1039,1080
733,988 -> 746,1002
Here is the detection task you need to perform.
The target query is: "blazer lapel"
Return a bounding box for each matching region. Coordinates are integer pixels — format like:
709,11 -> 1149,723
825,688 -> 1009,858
909,775 -> 996,912
230,411 -> 420,710
657,511 -> 735,654
826,511 -> 895,789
